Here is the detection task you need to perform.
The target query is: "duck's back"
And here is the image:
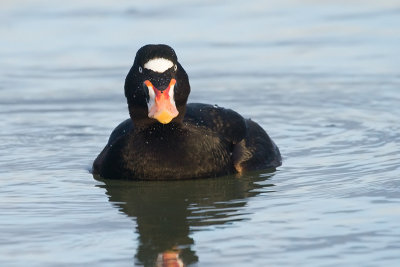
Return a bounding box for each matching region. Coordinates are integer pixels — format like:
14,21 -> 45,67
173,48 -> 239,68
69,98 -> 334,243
185,103 -> 281,173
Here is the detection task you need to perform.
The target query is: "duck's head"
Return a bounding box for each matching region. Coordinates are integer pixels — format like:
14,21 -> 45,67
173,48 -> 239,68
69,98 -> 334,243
125,44 -> 191,126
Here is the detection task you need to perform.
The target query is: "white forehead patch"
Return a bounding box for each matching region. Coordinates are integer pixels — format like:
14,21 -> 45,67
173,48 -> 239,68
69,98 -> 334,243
144,58 -> 173,73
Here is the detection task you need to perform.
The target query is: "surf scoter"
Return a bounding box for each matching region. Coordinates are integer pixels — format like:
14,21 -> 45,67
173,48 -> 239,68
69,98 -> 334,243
93,44 -> 281,180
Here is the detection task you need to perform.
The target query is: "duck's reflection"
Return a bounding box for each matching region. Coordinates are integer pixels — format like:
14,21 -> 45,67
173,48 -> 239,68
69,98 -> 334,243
95,172 -> 275,266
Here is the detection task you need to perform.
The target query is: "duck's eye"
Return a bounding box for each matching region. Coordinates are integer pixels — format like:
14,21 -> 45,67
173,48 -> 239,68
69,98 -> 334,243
174,64 -> 177,71
139,66 -> 143,73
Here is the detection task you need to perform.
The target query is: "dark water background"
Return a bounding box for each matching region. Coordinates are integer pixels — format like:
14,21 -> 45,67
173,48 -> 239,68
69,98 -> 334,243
1,0 -> 399,266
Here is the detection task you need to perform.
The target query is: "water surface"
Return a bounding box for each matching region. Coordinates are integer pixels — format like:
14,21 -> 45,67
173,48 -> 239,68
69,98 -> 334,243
1,0 -> 400,266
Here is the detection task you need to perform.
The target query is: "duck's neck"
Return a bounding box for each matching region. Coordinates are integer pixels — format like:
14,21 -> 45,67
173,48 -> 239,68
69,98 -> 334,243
128,104 -> 186,130
135,121 -> 182,134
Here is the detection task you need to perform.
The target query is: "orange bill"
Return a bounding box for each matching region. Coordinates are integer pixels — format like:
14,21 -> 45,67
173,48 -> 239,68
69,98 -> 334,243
144,79 -> 179,124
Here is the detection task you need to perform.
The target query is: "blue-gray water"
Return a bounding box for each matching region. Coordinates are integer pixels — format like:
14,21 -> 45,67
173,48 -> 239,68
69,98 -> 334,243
1,0 -> 400,266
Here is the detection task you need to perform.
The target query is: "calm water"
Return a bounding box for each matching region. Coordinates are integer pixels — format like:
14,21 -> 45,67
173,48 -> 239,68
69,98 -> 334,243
1,0 -> 400,266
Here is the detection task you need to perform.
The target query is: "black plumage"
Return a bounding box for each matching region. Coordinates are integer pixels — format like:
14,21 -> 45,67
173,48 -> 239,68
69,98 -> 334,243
93,44 -> 281,180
